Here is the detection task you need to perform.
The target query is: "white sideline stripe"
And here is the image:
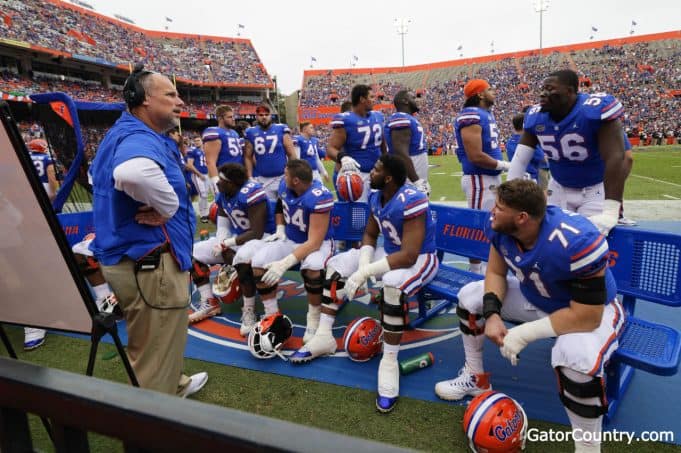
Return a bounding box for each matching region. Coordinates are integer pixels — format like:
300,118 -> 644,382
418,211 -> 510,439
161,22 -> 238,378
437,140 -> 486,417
629,173 -> 681,188
432,172 -> 446,175
663,194 -> 681,200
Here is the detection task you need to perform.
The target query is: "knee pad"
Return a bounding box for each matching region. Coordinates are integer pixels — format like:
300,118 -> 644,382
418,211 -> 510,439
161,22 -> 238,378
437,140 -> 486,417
191,260 -> 211,285
456,305 -> 484,335
555,367 -> 607,419
235,263 -> 255,288
322,269 -> 345,311
380,286 -> 407,332
253,272 -> 277,296
302,269 -> 324,295
76,254 -> 100,276
457,281 -> 484,313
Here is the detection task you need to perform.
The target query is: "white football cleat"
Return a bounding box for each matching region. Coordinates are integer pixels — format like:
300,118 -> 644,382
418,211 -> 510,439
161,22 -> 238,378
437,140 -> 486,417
289,332 -> 336,363
189,298 -> 221,324
24,328 -> 46,351
239,308 -> 257,337
617,217 -> 637,226
376,357 -> 400,413
179,372 -> 208,398
434,365 -> 491,401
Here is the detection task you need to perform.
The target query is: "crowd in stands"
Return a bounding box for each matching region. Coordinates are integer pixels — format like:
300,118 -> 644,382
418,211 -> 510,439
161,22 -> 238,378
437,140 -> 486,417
0,71 -> 262,119
301,39 -> 681,150
1,0 -> 270,85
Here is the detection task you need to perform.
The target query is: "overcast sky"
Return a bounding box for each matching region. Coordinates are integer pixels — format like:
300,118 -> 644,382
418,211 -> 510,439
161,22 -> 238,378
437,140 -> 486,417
82,0 -> 678,95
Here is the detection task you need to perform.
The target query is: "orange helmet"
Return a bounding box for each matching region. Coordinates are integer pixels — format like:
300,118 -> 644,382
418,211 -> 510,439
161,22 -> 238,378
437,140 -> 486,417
247,313 -> 292,360
27,139 -> 48,153
208,202 -> 219,224
342,317 -> 383,362
463,391 -> 528,453
336,171 -> 364,202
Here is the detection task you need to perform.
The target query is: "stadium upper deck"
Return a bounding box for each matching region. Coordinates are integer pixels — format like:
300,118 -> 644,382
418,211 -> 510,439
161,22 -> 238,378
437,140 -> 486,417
299,31 -> 680,149
0,0 -> 272,88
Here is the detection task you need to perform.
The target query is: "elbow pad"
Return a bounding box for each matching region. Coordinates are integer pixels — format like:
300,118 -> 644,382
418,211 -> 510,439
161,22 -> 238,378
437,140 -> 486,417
507,144 -> 536,180
570,276 -> 606,305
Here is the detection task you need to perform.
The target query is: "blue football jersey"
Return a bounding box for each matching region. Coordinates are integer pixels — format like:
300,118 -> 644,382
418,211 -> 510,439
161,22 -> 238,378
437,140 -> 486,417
245,123 -> 291,177
505,134 -> 545,181
216,181 -> 275,236
329,111 -> 384,172
486,206 -> 617,314
523,92 -> 624,188
202,127 -> 243,166
294,135 -> 320,171
384,112 -> 426,156
186,146 -> 208,174
368,186 -> 437,255
455,107 -> 503,175
30,152 -> 53,184
313,137 -> 326,159
278,179 -> 334,244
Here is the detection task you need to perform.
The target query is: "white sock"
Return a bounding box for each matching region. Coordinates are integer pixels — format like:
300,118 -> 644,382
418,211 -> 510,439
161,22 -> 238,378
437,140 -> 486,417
383,342 -> 400,360
317,313 -> 335,334
198,284 -> 212,302
560,367 -> 603,451
463,333 -> 485,374
93,283 -> 111,301
306,304 -> 321,326
468,262 -> 482,274
242,296 -> 256,310
262,298 -> 279,315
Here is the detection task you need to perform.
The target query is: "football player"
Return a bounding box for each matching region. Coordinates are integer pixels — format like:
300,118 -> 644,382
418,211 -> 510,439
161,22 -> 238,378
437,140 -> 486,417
508,69 -> 629,235
250,159 -> 334,342
326,85 -> 386,202
434,179 -> 624,452
294,122 -> 329,183
455,79 -> 510,274
384,90 -> 430,195
243,104 -> 297,200
203,105 -> 243,192
185,136 -> 211,222
27,139 -> 58,202
505,113 -> 546,184
189,163 -> 274,333
291,154 -> 439,414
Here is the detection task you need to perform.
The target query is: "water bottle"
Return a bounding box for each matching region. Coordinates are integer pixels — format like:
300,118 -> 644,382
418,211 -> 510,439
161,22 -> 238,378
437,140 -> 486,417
399,352 -> 435,375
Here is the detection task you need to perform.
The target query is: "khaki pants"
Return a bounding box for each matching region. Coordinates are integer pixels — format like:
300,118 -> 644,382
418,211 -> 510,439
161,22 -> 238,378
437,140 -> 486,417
102,252 -> 191,395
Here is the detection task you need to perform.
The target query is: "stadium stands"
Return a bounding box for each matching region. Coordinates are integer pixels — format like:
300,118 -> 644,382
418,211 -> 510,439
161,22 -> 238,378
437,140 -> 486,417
0,0 -> 271,87
300,32 -> 681,150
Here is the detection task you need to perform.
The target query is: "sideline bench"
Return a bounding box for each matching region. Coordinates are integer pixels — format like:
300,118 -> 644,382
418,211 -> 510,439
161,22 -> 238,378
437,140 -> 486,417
418,204 -> 681,422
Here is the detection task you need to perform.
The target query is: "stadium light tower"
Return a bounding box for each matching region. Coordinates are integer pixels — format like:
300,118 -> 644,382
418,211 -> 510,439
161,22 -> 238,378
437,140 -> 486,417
533,0 -> 550,56
394,18 -> 411,67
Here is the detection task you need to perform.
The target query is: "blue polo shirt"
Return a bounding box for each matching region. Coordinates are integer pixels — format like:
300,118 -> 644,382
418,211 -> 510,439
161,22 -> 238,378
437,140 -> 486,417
90,112 -> 195,270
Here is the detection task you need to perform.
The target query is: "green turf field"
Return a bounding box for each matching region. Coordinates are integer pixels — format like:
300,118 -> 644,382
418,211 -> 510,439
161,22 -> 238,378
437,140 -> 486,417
6,145 -> 681,452
321,145 -> 681,202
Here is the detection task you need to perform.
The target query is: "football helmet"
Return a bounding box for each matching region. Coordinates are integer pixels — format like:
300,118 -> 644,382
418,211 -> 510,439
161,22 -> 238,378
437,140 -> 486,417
211,264 -> 241,304
27,139 -> 48,153
336,171 -> 364,202
208,202 -> 219,224
342,316 -> 383,362
248,313 -> 293,360
463,391 -> 528,453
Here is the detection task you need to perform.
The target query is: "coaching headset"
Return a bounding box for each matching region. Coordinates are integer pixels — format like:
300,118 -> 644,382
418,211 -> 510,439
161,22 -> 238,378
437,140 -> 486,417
123,63 -> 155,108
